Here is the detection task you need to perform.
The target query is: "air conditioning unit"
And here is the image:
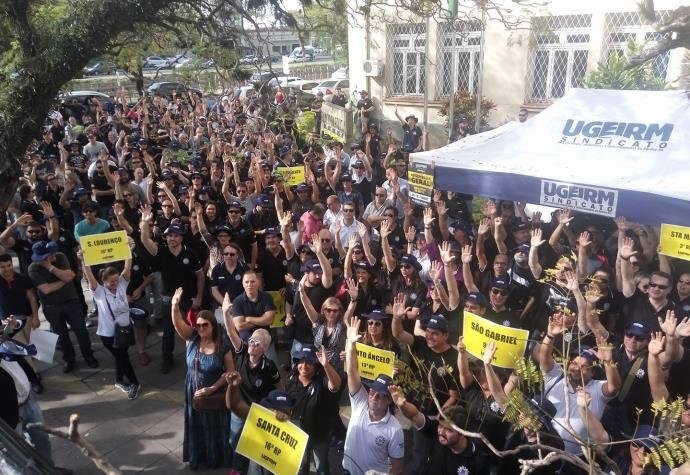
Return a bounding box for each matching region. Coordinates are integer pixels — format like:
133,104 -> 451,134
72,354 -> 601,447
363,60 -> 383,77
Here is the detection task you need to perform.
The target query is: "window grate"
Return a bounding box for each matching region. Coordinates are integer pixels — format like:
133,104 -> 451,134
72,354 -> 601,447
435,20 -> 483,98
386,23 -> 427,96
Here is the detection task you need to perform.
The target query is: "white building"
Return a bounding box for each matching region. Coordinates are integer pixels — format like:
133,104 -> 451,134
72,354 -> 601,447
347,0 -> 688,148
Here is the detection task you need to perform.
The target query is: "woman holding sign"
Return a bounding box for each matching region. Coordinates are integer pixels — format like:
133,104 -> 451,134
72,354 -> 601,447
80,252 -> 140,400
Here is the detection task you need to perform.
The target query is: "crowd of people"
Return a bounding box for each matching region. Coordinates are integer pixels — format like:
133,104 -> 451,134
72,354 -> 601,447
1,84 -> 690,475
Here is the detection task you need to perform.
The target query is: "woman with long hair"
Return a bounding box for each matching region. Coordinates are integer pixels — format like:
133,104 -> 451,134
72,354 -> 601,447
358,308 -> 401,357
79,254 -> 140,399
171,287 -> 234,470
300,287 -> 347,373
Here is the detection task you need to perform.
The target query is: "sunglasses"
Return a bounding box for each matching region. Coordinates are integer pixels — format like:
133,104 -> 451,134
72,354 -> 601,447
343,209 -> 355,213
161,204 -> 173,208
399,264 -> 412,269
27,229 -> 42,234
376,193 -> 387,197
123,193 -> 133,197
625,333 -> 648,342
228,210 -> 241,214
323,308 -> 339,313
367,320 -> 382,327
491,288 -> 509,296
247,339 -> 262,347
223,252 -> 237,257
196,322 -> 210,328
84,209 -> 97,214
649,282 -> 669,290
321,238 -> 331,243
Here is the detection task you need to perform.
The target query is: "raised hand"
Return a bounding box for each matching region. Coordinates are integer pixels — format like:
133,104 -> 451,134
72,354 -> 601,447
563,271 -> 579,293
658,310 -> 678,337
557,209 -> 574,226
614,216 -> 628,231
461,245 -> 473,265
532,211 -> 542,223
405,226 -> 416,243
357,222 -> 368,240
439,240 -> 453,265
619,236 -> 638,260
346,278 -> 359,300
348,234 -> 358,251
578,231 -> 592,248
676,317 -> 690,338
222,293 -> 233,315
477,217 -> 491,236
311,234 -> 323,254
429,260 -> 443,281
156,180 -> 168,191
648,331 -> 665,356
423,208 -> 435,227
139,203 -> 153,223
482,341 -> 497,365
380,218 -> 391,238
530,228 -> 545,247
436,200 -> 448,216
482,200 -> 497,218
594,337 -> 614,363
391,292 -> 407,319
389,385 -> 406,407
403,202 -> 413,217
346,315 -> 361,341
547,313 -> 567,336
171,287 -> 184,307
317,346 -> 329,366
279,211 -> 292,227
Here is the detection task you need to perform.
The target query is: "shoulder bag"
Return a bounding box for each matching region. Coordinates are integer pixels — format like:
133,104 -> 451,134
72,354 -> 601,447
104,290 -> 135,349
191,350 -> 227,412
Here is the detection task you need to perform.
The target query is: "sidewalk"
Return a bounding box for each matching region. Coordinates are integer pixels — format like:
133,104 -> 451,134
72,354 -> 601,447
35,321 -> 350,474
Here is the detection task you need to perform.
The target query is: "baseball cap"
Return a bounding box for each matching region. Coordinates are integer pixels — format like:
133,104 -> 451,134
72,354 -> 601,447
292,344 -> 319,365
260,390 -> 294,411
362,309 -> 387,321
426,314 -> 449,332
264,227 -> 281,236
625,322 -> 652,339
369,374 -> 393,396
465,292 -> 488,308
31,241 -> 59,262
398,253 -> 422,271
163,223 -> 186,236
490,278 -> 510,291
302,259 -> 322,273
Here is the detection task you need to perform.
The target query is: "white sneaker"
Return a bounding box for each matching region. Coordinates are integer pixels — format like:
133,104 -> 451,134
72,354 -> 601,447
114,382 -> 130,393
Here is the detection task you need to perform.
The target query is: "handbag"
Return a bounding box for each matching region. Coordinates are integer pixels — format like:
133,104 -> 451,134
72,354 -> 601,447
191,350 -> 227,412
104,291 -> 135,349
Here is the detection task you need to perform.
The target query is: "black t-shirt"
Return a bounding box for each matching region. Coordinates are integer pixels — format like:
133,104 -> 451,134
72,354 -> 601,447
234,344 -> 281,403
407,336 -> 460,414
420,417 -> 491,475
91,172 -> 115,206
620,291 -> 672,333
231,291 -> 276,340
152,246 -> 202,296
256,248 -> 288,291
211,262 -> 249,301
227,219 -> 257,262
292,283 -> 332,343
0,272 -> 34,316
286,374 -> 338,441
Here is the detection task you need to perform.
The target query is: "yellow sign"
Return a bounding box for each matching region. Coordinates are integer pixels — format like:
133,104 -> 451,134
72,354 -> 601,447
236,403 -> 309,475
354,342 -> 395,380
660,223 -> 690,261
268,291 -> 286,328
407,161 -> 434,207
278,166 -> 306,187
80,231 -> 132,266
462,312 -> 529,369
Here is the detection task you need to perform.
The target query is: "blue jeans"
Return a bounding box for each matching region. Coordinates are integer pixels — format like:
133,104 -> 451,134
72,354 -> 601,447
18,394 -> 52,464
42,299 -> 93,363
230,412 -> 248,472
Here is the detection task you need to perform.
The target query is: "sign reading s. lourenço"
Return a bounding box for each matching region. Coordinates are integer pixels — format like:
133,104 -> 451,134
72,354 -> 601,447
462,312 -> 529,369
80,231 -> 131,266
559,119 -> 674,152
236,403 -> 308,475
540,179 -> 618,218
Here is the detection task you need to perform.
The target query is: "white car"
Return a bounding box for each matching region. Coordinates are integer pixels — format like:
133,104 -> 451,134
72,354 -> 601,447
143,56 -> 171,69
285,80 -> 320,93
267,76 -> 302,89
310,79 -> 349,97
331,67 -> 348,80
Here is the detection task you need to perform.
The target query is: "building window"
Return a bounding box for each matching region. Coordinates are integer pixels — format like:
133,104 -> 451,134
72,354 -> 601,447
603,11 -> 671,80
387,23 -> 426,96
436,21 -> 483,98
527,15 -> 592,102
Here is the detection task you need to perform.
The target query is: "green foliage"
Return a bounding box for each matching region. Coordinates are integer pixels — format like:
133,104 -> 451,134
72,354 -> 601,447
293,0 -> 349,60
437,90 -> 496,130
295,111 -> 317,141
581,41 -> 667,91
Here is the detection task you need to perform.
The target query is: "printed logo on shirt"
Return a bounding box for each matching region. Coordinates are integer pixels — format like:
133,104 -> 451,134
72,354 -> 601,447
182,258 -> 190,265
375,435 -> 387,447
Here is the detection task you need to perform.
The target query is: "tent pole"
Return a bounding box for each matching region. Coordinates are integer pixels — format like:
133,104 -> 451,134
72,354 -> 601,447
423,16 -> 431,128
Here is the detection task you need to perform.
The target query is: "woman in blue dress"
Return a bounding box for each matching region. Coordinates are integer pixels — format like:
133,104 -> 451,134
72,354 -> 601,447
171,287 -> 234,469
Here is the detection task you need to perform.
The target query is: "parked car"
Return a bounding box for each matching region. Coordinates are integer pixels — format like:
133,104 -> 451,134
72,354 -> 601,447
146,82 -> 202,98
83,60 -> 121,77
240,55 -> 259,65
58,90 -> 111,116
310,79 -> 349,98
0,418 -> 61,474
248,71 -> 279,85
287,52 -> 314,63
284,80 -> 320,93
331,66 -> 348,80
268,76 -> 302,89
284,88 -> 317,110
143,56 -> 171,69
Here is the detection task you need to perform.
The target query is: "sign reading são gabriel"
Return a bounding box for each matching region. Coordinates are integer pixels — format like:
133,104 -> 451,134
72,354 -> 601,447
559,119 -> 674,152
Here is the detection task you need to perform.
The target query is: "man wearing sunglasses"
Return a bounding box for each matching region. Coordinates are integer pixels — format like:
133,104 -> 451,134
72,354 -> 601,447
620,236 -> 674,332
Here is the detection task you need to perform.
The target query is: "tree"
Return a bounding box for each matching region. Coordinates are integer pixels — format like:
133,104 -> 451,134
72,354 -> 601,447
581,41 -> 667,91
628,0 -> 690,69
0,0 -> 300,215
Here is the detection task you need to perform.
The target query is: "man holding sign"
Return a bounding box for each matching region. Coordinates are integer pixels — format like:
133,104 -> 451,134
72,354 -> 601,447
344,315 -> 404,475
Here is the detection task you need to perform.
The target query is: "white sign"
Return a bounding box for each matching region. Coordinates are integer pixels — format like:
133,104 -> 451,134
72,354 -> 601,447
282,56 -> 290,75
540,179 -> 618,218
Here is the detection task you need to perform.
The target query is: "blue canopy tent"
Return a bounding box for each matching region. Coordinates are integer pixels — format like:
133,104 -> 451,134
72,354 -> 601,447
411,89 -> 690,226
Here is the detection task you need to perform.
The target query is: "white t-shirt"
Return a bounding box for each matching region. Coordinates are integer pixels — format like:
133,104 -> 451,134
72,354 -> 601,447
93,276 -> 131,337
343,386 -> 405,475
544,365 -> 614,454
